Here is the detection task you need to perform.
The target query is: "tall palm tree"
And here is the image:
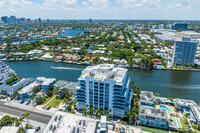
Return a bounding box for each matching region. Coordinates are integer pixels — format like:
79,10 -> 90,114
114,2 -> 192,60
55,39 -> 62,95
89,106 -> 94,117
102,109 -> 110,118
18,117 -> 25,129
82,108 -> 87,116
95,108 -> 100,119
22,112 -> 30,125
63,98 -> 67,110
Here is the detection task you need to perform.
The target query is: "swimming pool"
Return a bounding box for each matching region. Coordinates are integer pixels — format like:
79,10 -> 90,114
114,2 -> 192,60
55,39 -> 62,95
35,94 -> 45,100
160,105 -> 171,112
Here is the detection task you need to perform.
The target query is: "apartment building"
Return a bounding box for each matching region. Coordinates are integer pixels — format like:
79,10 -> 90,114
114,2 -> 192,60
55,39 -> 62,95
172,37 -> 198,66
75,64 -> 132,118
139,106 -> 169,129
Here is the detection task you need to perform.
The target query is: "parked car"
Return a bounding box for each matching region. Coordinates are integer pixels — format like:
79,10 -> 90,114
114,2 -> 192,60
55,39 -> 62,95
20,100 -> 25,104
46,106 -> 51,110
25,100 -> 30,105
42,105 -> 47,110
33,102 -> 37,107
35,126 -> 40,132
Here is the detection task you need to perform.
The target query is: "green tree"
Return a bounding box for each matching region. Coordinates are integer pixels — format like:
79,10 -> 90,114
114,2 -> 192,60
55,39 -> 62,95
82,108 -> 87,116
22,112 -> 30,125
198,123 -> 200,131
89,106 -> 94,116
95,108 -> 100,119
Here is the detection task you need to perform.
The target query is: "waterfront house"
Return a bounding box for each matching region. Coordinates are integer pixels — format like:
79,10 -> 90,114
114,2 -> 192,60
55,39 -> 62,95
54,80 -> 77,98
140,91 -> 155,107
13,52 -> 26,59
27,50 -> 43,57
190,106 -> 200,125
18,80 -> 40,101
174,98 -> 197,111
55,56 -> 64,61
139,106 -> 169,130
40,53 -> 53,60
36,77 -> 56,92
65,54 -> 80,62
0,78 -> 35,96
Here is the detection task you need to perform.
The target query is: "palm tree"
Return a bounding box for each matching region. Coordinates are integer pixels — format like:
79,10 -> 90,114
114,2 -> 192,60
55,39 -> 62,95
22,112 -> 30,125
63,98 -> 67,110
95,108 -> 100,119
102,109 -> 110,118
82,108 -> 87,116
18,117 -> 25,129
14,118 -> 20,126
89,106 -> 94,117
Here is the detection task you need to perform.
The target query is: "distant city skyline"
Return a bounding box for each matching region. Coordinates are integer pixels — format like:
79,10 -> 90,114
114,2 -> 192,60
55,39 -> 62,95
0,0 -> 200,20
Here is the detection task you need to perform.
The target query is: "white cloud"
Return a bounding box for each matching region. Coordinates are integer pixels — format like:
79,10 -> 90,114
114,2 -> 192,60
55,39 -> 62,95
43,0 -> 77,6
82,1 -> 89,6
0,0 -> 199,20
87,0 -> 109,8
167,0 -> 200,9
117,0 -> 161,9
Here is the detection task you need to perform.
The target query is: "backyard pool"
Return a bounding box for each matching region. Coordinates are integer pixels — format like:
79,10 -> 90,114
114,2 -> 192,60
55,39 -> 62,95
35,94 -> 45,100
160,105 -> 171,112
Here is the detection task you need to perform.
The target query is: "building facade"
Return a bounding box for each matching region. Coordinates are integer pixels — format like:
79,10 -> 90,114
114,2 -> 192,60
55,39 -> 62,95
139,106 -> 169,129
172,37 -> 198,66
190,106 -> 200,125
172,23 -> 188,30
75,64 -> 132,119
140,91 -> 155,107
0,61 -> 15,84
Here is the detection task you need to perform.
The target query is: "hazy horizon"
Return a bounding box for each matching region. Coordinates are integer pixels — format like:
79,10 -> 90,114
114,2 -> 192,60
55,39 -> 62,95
0,0 -> 200,20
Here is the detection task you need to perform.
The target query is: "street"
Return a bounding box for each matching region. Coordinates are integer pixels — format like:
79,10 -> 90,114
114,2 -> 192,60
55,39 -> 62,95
0,101 -> 52,124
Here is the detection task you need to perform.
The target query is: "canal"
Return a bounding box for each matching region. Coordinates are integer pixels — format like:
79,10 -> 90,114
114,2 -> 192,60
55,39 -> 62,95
7,61 -> 200,102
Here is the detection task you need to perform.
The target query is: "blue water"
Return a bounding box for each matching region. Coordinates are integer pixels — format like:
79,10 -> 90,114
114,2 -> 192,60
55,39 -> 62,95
2,29 -> 91,43
160,105 -> 171,112
57,29 -> 98,37
6,61 -> 200,103
58,29 -> 88,37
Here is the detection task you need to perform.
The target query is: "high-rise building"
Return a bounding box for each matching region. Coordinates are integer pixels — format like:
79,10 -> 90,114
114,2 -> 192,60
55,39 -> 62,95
172,23 -> 188,30
27,18 -> 31,23
75,64 -> 133,118
18,18 -> 26,23
9,15 -> 17,23
0,61 -> 16,84
172,37 -> 198,66
1,16 -> 8,23
89,18 -> 93,22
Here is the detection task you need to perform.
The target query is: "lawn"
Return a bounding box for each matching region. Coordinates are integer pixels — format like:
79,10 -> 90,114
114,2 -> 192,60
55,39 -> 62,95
46,97 -> 62,108
42,95 -> 55,105
139,126 -> 169,133
180,117 -> 190,130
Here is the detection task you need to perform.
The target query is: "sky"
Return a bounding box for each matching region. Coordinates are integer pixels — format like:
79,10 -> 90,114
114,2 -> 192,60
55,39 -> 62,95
0,0 -> 200,20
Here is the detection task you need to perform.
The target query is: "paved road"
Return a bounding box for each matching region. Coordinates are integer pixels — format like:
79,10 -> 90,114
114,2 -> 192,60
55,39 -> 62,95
0,102 -> 52,124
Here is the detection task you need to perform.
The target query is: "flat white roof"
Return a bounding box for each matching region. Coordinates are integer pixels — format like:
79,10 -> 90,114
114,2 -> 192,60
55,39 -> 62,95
0,126 -> 19,133
100,116 -> 107,123
36,77 -> 56,86
43,111 -> 98,133
80,64 -> 127,83
19,81 -> 40,94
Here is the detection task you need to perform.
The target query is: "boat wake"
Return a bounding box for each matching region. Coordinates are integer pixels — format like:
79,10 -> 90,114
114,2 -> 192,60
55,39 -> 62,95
50,66 -> 82,70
